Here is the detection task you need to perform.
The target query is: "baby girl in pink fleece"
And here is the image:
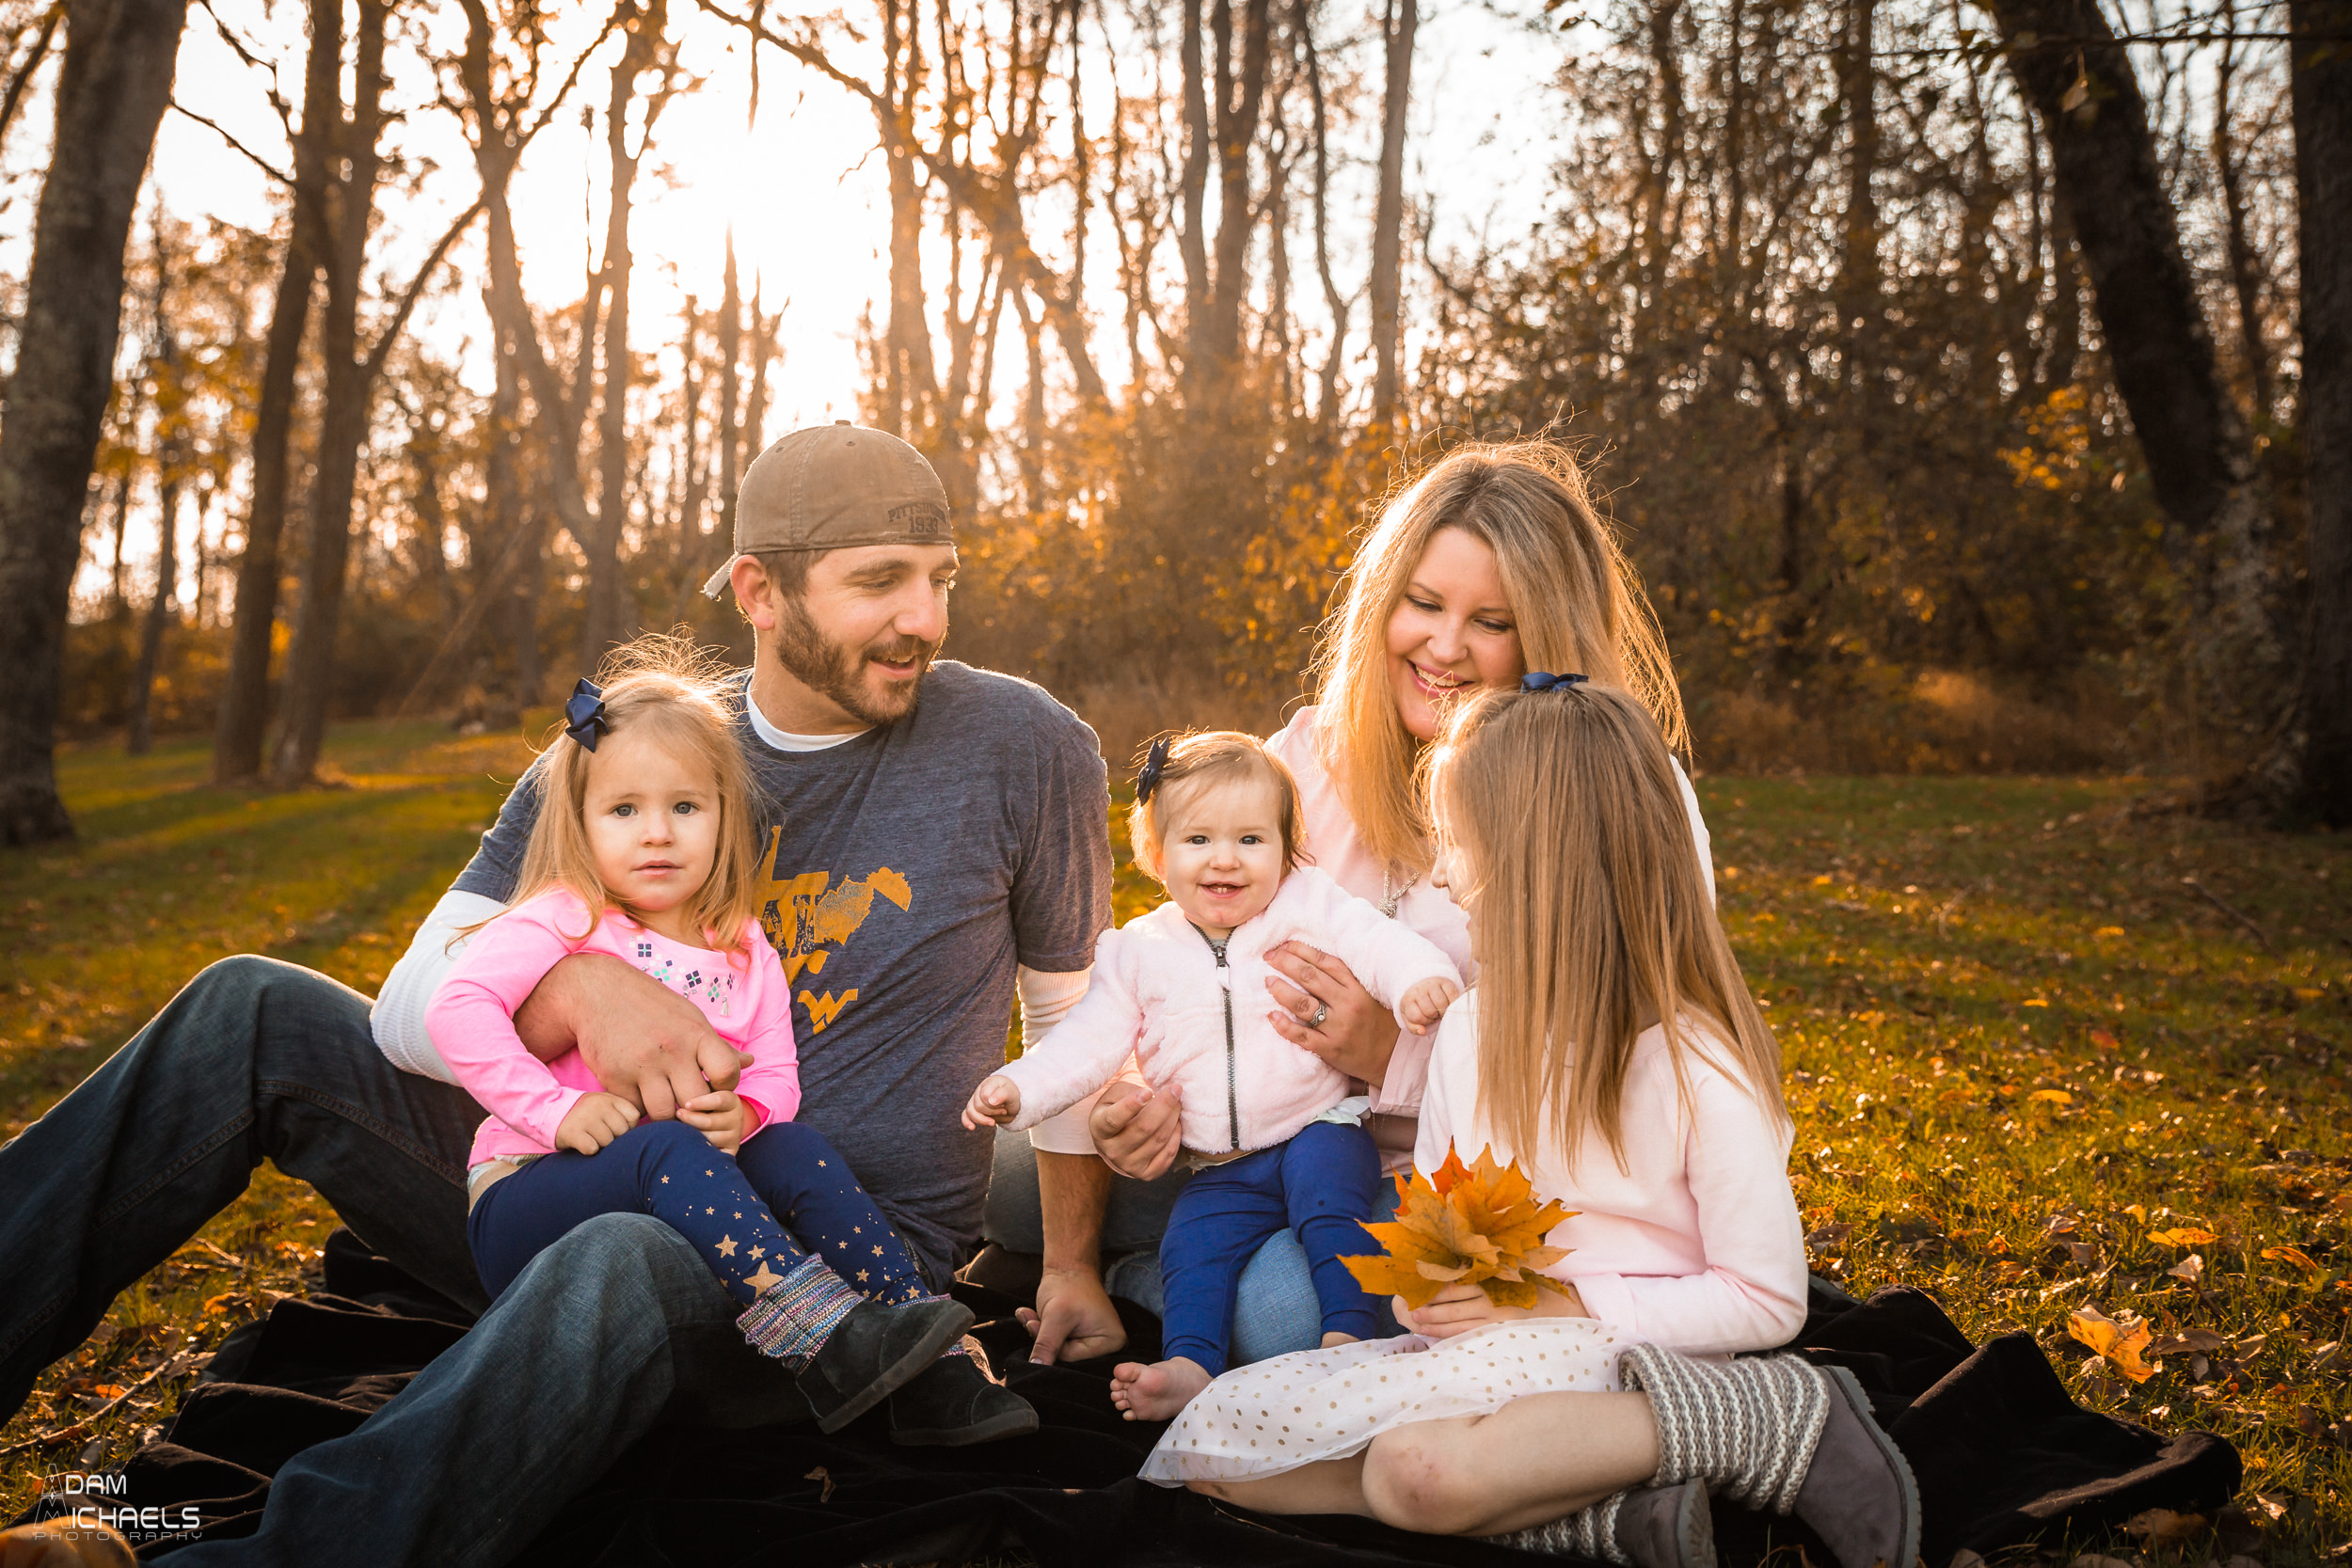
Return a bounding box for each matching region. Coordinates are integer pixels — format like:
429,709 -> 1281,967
963,732 -> 1462,1420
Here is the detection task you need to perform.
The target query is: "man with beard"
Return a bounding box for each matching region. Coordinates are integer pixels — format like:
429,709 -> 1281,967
0,425 -> 1115,1564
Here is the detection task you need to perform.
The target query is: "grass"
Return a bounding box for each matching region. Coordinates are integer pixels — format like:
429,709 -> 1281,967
3,735 -> 2348,1563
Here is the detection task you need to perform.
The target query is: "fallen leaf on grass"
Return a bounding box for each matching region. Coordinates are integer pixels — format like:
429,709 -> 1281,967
2029,1088 -> 2073,1105
2122,1508 -> 2209,1545
2151,1227 -> 2217,1247
2068,1555 -> 2137,1568
2262,1244 -> 2323,1275
2069,1305 -> 2158,1383
2168,1254 -> 2205,1284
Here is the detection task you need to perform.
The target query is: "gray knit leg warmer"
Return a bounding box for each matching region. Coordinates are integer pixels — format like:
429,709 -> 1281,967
1492,1493 -> 1629,1563
1620,1344 -> 1831,1515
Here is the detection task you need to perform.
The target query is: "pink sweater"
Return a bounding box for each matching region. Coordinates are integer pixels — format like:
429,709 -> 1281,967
1416,992 -> 1806,1357
426,888 -> 803,1166
997,866 -> 1461,1154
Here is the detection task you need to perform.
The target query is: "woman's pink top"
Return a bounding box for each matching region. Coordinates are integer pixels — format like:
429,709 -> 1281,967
1416,993 -> 1807,1357
426,888 -> 803,1166
1265,705 -> 1714,1171
996,866 -> 1460,1154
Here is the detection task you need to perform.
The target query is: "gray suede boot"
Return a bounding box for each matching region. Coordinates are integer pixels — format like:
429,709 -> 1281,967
1620,1345 -> 1920,1568
1496,1479 -> 1716,1568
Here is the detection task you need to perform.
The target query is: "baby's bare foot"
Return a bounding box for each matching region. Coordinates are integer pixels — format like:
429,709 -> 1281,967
1109,1356 -> 1212,1421
1320,1331 -> 1358,1348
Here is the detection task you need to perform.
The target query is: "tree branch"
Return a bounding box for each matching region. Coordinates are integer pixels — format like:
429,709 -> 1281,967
168,100 -> 294,185
364,198 -> 485,374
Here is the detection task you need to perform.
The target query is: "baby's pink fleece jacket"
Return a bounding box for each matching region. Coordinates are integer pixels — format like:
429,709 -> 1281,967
996,866 -> 1461,1154
426,887 -> 803,1166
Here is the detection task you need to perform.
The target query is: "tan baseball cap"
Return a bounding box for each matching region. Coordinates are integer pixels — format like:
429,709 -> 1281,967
700,421 -> 955,598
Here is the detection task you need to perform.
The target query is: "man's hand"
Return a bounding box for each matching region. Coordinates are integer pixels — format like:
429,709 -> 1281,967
1019,1267 -> 1130,1365
1087,1080 -> 1184,1181
1266,942 -> 1401,1085
1396,1278 -> 1590,1340
677,1088 -> 747,1154
514,953 -> 753,1122
962,1075 -> 1022,1130
1398,976 -> 1462,1036
555,1091 -> 641,1155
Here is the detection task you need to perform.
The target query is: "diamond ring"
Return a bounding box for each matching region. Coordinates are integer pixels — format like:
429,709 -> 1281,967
1308,1002 -> 1331,1029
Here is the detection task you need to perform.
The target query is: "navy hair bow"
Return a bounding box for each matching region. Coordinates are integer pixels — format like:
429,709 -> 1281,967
1519,671 -> 1588,693
1136,736 -> 1172,805
564,678 -> 612,752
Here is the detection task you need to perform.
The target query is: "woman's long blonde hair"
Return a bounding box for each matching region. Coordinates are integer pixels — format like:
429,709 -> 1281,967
497,636 -> 766,961
1310,439 -> 1685,877
1426,682 -> 1784,1172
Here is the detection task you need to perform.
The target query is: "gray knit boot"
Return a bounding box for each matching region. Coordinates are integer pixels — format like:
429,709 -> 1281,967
1496,1479 -> 1715,1568
1620,1346 -> 1920,1568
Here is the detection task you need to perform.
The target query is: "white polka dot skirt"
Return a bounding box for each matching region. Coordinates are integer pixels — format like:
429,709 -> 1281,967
1139,1319 -> 1630,1486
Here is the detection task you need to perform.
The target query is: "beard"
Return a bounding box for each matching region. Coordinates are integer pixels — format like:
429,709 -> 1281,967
771,594 -> 939,727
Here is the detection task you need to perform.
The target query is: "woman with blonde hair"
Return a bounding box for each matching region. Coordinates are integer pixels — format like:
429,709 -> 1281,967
1019,437 -> 1718,1366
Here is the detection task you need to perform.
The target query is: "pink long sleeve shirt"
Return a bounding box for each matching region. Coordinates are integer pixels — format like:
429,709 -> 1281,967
426,888 -> 803,1167
1415,992 -> 1807,1357
996,866 -> 1461,1155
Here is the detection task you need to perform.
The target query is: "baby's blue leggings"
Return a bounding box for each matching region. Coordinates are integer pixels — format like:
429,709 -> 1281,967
1157,1119 -> 1382,1376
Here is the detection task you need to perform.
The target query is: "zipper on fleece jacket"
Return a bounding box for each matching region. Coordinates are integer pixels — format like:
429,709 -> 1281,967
1193,925 -> 1242,1151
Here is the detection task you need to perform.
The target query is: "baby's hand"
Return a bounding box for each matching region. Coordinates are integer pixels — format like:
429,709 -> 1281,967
1399,976 -> 1462,1035
556,1091 -> 641,1155
679,1088 -> 747,1155
962,1075 -> 1022,1130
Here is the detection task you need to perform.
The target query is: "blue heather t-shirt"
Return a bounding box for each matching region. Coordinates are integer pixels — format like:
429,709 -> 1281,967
450,660 -> 1113,1282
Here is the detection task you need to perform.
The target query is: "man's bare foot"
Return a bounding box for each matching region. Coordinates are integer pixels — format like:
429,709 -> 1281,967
1109,1355 -> 1212,1420
1321,1331 -> 1358,1348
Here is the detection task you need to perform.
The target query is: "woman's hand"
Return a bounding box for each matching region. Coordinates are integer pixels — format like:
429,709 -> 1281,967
1395,1279 -> 1590,1341
1265,942 -> 1400,1086
1088,1080 -> 1184,1181
678,1088 -> 746,1154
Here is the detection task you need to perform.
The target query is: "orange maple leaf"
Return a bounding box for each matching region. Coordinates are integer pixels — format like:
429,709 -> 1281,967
1342,1142 -> 1578,1310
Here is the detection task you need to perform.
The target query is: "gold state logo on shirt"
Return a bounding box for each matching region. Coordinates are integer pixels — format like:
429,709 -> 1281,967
757,840 -> 913,1035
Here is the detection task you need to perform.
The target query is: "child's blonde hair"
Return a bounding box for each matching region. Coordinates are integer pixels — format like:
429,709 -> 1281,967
502,635 -> 766,961
1309,438 -> 1687,879
1425,681 -> 1784,1172
1128,731 -> 1307,880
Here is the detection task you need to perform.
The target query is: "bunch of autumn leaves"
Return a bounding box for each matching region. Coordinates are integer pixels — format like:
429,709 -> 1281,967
1343,1145 -> 1578,1311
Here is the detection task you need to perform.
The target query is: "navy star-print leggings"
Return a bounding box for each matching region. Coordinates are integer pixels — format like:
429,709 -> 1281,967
467,1118 -> 931,1308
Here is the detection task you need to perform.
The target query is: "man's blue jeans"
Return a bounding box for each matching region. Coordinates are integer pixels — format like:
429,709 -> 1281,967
0,956 -> 779,1565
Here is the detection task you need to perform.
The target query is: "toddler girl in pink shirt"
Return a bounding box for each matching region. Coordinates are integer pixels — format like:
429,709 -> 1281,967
431,641 -> 1030,1446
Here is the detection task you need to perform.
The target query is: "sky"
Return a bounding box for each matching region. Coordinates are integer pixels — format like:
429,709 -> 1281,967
8,0 -> 1584,602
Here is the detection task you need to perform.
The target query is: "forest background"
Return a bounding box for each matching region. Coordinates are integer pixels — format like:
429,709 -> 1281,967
0,0 -> 2345,842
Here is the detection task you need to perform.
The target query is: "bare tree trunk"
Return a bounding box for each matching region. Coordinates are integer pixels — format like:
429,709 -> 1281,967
582,0 -> 669,665
1368,0 -> 1414,425
213,0 -> 337,783
125,476 -> 177,754
2213,2 -> 2273,420
1013,283 -> 1045,508
1203,0 -> 1270,371
2293,0 -> 2352,823
270,0 -> 391,786
1834,0 -> 1878,387
0,0 -> 189,844
1179,0 -> 1209,383
713,235 -> 742,558
1987,0 -> 2280,728
1299,0 -> 1347,433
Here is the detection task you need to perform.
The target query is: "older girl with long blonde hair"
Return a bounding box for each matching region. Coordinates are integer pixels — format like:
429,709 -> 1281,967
1140,681 -> 1917,1568
433,636 -> 1033,1447
1042,438 -> 1719,1367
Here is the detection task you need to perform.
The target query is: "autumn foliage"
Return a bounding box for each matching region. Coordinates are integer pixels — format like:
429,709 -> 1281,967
1341,1144 -> 1577,1312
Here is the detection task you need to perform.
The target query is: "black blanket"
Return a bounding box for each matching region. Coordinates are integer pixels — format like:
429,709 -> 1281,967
80,1231 -> 2241,1566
